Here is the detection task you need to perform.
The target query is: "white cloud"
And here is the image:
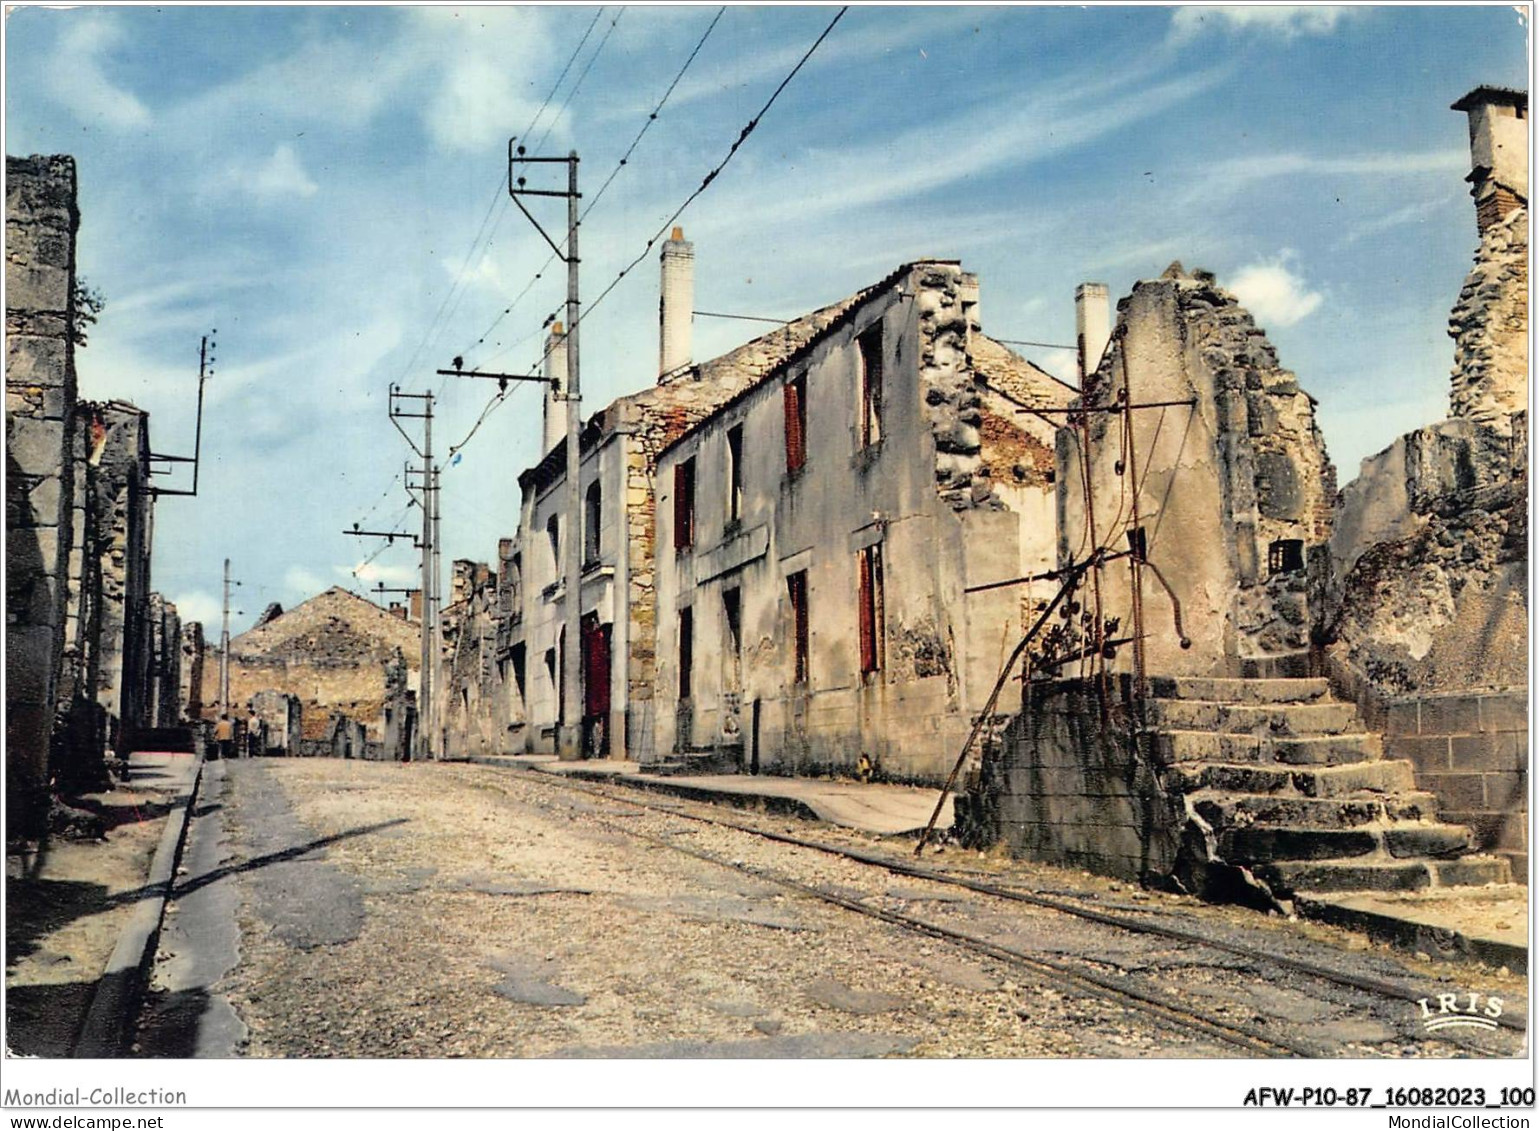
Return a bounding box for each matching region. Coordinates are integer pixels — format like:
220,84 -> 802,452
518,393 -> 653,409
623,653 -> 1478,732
1228,254 -> 1323,327
283,565 -> 330,596
168,591 -> 220,628
250,145 -> 319,199
1170,6 -> 1355,44
345,561 -> 418,587
46,14 -> 150,128
407,7 -> 551,152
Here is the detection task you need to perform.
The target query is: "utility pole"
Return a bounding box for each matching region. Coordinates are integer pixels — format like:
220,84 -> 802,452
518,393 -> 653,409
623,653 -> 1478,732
219,557 -> 232,712
387,385 -> 438,760
506,141 -> 582,760
148,329 -> 216,497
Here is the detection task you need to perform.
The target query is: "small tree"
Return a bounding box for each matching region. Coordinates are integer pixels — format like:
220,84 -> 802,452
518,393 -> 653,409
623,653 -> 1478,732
71,278 -> 105,348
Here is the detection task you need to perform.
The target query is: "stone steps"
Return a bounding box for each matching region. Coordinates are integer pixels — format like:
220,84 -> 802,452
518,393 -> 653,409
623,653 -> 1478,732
1218,821 -> 1473,865
1254,855 -> 1512,896
1169,758 -> 1418,798
1146,698 -> 1362,736
1190,789 -> 1441,830
1152,729 -> 1382,766
1146,676 -> 1329,704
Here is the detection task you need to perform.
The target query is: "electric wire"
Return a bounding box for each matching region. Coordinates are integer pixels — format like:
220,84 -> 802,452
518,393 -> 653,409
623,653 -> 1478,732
459,6 -> 726,366
445,6 -> 848,457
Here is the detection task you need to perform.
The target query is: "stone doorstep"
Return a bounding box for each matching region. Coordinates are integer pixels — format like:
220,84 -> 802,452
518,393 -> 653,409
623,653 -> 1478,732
1294,886 -> 1529,974
1255,855 -> 1512,897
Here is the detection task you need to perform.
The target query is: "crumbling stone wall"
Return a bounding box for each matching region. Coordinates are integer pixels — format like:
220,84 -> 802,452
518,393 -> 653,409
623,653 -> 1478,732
147,593 -> 181,729
204,587 -> 418,748
440,562 -> 507,759
1449,208 -> 1528,429
53,405 -> 106,788
249,689 -> 302,755
89,401 -> 155,754
6,155 -> 80,839
1057,266 -> 1335,676
179,621 -> 206,722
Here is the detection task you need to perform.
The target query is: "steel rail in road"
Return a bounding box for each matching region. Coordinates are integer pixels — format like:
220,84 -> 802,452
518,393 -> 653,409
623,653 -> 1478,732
489,767 -> 1524,1057
491,771 -> 1330,1057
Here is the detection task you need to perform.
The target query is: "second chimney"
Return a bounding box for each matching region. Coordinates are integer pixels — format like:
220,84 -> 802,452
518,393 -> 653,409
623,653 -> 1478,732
658,226 -> 694,380
1075,283 -> 1111,386
542,321 -> 568,456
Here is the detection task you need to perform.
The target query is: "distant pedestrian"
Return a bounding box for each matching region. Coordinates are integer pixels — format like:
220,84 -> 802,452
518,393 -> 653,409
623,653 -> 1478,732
214,713 -> 234,761
245,709 -> 263,758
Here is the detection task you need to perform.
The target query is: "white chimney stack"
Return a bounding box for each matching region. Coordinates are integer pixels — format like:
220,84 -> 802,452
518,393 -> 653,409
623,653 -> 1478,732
659,226 -> 694,380
542,321 -> 568,456
1075,282 -> 1111,386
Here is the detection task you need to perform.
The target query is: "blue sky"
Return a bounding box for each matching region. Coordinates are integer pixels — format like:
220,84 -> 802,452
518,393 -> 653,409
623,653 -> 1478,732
4,4 -> 1528,632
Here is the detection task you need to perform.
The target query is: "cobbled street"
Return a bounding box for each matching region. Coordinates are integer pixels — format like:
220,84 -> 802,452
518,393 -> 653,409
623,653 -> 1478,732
133,758 -> 1527,1060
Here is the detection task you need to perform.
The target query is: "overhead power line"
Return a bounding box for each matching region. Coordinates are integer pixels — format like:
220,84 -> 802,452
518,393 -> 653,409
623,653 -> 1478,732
459,6 -> 727,366
390,7 -> 610,395
446,6 -> 846,460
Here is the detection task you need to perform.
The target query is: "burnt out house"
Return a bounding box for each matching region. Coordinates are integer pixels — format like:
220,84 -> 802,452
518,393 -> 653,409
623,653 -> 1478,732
957,88 -> 1525,904
203,586 -> 418,758
650,260 -> 1071,780
478,229 -> 881,761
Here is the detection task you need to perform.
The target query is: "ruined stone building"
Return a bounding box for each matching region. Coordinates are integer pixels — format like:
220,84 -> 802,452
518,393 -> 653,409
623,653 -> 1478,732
7,155 -> 185,836
7,155 -> 81,839
1325,86 -> 1529,880
442,229 -> 893,761
958,87 -> 1526,903
650,260 -> 1070,779
203,586 -> 418,759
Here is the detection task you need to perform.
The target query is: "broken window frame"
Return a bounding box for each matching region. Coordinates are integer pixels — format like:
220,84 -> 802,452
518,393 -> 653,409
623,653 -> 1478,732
545,513 -> 561,577
678,605 -> 694,701
784,374 -> 808,475
726,422 -> 745,526
858,324 -> 883,448
787,569 -> 809,686
1268,538 -> 1306,575
674,457 -> 696,551
723,585 -> 742,685
857,542 -> 885,676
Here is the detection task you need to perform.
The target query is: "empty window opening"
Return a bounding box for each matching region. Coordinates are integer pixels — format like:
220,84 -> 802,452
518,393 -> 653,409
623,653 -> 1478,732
545,513 -> 561,575
784,374 -> 807,474
678,606 -> 694,701
857,543 -> 885,675
787,570 -> 809,685
858,325 -> 883,447
1269,538 -> 1305,575
723,586 -> 742,683
584,481 -> 602,565
511,644 -> 527,703
727,423 -> 744,524
674,457 -> 696,550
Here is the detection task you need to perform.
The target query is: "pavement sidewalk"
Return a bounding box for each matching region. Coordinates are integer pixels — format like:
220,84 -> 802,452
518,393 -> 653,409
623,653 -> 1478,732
465,755 -> 953,837
73,750 -> 203,1057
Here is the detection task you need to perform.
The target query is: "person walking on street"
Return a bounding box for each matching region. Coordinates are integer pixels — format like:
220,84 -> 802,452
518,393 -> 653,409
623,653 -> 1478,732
214,712 -> 234,761
245,708 -> 263,758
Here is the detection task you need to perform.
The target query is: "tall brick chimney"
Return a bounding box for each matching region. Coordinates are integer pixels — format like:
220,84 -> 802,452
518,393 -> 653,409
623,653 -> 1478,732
1452,86 -> 1528,235
1075,282 -> 1111,386
542,321 -> 568,456
658,226 -> 694,379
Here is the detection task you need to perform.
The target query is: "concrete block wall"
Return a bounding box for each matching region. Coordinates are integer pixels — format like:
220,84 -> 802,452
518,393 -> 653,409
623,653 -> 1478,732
1382,688 -> 1527,882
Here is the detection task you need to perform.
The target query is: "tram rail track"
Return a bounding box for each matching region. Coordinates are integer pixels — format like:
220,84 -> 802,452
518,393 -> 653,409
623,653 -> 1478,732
469,764 -> 1525,1058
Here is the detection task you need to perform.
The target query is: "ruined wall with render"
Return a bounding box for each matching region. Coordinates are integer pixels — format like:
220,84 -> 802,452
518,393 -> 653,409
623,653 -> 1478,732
147,593 -> 181,729
53,403 -> 105,788
179,621 -> 206,722
1057,266 -> 1335,677
6,155 -> 79,837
